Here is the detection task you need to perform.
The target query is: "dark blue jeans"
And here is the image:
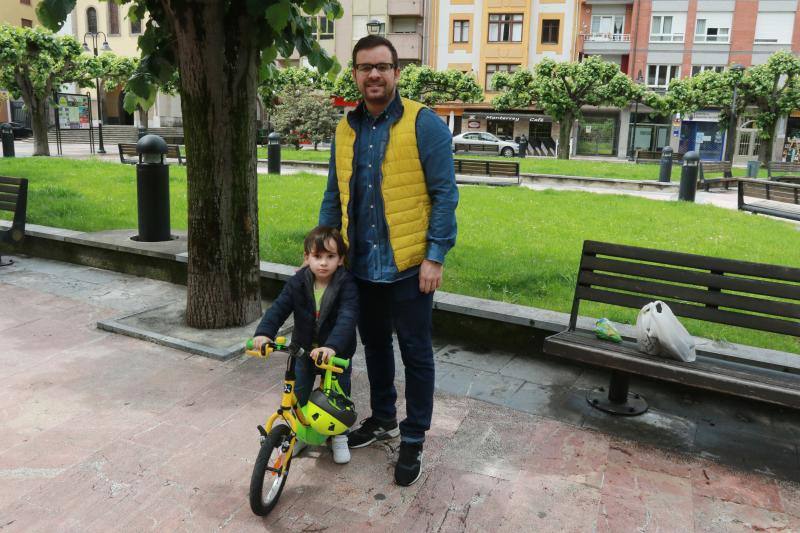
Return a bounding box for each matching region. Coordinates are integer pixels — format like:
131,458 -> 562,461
294,353 -> 352,407
357,274 -> 435,444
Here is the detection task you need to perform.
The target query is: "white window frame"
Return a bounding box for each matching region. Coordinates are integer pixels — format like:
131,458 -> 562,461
647,64 -> 681,88
694,17 -> 730,43
650,15 -> 684,42
691,65 -> 725,76
591,15 -> 625,36
754,12 -> 794,44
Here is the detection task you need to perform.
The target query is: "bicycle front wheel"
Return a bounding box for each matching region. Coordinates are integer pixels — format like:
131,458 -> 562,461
249,424 -> 293,516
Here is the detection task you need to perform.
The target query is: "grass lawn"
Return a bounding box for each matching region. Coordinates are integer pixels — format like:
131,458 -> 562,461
256,147 -> 765,181
1,157 -> 798,354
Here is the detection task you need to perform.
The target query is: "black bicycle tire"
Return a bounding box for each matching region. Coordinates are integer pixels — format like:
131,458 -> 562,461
249,424 -> 293,516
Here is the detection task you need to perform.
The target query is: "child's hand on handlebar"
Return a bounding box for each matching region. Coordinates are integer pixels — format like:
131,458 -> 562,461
309,346 -> 336,365
252,336 -> 272,352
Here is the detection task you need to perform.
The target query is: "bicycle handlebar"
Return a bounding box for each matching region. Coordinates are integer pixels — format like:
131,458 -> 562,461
244,338 -> 350,371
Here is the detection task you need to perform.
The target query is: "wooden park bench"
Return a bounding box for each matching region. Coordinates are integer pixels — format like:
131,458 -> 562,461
453,159 -> 520,181
698,160 -> 735,191
0,176 -> 28,266
543,240 -> 800,416
118,143 -> 185,165
737,178 -> 800,222
767,161 -> 800,184
453,142 -> 500,155
634,149 -> 683,164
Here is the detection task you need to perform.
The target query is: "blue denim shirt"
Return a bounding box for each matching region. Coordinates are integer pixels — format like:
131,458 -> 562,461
319,93 -> 458,283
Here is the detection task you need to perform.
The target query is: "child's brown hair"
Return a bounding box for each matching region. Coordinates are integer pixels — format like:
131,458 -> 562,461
303,226 -> 347,257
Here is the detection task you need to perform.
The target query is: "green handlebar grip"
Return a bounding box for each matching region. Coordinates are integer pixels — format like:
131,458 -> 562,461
330,356 -> 350,369
246,338 -> 254,350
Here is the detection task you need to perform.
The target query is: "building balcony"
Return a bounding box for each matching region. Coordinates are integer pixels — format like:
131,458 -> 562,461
388,0 -> 423,17
387,32 -> 422,61
583,0 -> 633,4
581,33 -> 631,53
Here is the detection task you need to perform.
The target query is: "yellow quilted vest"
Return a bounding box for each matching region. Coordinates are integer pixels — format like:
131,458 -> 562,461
334,97 -> 431,272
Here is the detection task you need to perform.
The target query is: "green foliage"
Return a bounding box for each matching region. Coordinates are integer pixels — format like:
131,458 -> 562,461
259,65 -> 334,111
272,90 -> 338,149
37,0 -> 343,105
0,24 -> 93,100
331,62 -> 361,101
398,64 -> 483,105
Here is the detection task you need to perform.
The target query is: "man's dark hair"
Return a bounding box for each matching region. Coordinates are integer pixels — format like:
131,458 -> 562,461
352,35 -> 398,68
304,226 -> 347,257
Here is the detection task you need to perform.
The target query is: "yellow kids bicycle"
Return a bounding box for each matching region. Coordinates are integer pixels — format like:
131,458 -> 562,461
244,337 -> 357,516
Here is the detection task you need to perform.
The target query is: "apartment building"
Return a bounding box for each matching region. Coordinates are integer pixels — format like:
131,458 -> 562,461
427,0 -> 580,149
577,0 -> 800,161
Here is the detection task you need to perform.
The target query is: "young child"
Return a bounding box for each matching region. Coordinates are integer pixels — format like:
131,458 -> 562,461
251,226 -> 358,464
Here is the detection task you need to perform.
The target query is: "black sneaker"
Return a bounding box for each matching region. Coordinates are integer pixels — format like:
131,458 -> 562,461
347,417 -> 400,449
394,441 -> 423,486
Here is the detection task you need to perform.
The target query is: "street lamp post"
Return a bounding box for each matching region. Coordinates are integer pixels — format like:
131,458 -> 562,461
627,70 -> 645,161
83,32 -> 111,154
724,63 -> 746,177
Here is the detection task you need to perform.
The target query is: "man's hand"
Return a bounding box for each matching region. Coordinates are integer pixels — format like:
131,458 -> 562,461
419,259 -> 443,294
310,346 -> 336,364
252,335 -> 272,352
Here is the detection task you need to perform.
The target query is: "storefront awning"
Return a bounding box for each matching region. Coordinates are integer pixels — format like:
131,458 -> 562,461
464,112 -> 552,123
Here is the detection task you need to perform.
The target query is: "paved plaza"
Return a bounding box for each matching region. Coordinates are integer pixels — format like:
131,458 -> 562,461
1,255 -> 799,532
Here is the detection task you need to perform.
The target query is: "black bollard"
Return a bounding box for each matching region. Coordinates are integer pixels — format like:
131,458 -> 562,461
137,127 -> 147,140
267,132 -> 281,175
97,122 -> 106,154
679,151 -> 700,202
658,146 -> 673,183
135,135 -> 171,242
1,124 -> 15,158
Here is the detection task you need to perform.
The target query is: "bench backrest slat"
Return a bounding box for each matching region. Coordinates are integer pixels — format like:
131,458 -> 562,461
0,176 -> 28,234
0,176 -> 24,186
0,184 -> 20,195
570,240 -> 800,337
740,179 -> 800,205
0,201 -> 16,212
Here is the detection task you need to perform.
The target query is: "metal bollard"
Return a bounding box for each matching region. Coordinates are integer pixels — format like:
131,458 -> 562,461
134,135 -> 171,242
137,127 -> 147,140
267,132 -> 281,175
679,151 -> 700,202
658,146 -> 673,183
1,124 -> 15,158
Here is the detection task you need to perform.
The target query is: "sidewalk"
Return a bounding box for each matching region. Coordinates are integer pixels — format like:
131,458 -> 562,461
1,254 -> 799,531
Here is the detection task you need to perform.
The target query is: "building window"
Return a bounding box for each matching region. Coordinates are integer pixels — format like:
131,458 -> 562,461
108,2 -> 120,35
590,15 -> 624,37
87,7 -> 98,33
695,17 -> 730,43
21,18 -> 33,27
485,63 -> 518,90
650,15 -> 683,42
453,20 -> 469,43
306,15 -> 334,40
488,14 -> 522,43
20,0 -> 31,5
754,12 -> 794,43
541,19 -> 560,45
691,65 -> 724,76
130,18 -> 142,35
647,64 -> 681,88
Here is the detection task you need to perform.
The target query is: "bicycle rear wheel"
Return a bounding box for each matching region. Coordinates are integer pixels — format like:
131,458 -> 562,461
249,424 -> 293,516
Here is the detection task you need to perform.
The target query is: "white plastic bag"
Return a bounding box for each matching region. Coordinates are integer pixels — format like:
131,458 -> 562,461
635,301 -> 697,362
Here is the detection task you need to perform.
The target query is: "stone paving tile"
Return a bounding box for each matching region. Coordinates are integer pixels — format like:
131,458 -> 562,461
606,438 -> 697,479
778,479 -> 800,519
505,381 -> 586,425
598,462 -> 694,532
497,353 -> 584,388
692,461 -> 786,513
693,494 -> 800,533
434,343 -> 515,373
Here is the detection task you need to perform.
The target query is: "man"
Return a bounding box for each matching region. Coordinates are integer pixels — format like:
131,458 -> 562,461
319,35 -> 458,486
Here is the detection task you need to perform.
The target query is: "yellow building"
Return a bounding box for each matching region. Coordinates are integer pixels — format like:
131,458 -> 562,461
0,0 -> 41,28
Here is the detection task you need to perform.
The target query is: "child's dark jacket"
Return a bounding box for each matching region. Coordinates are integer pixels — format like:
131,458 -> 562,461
254,267 -> 358,358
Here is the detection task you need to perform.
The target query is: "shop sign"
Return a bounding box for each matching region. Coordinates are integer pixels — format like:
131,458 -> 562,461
686,110 -> 720,122
484,114 -> 520,122
467,120 -> 480,128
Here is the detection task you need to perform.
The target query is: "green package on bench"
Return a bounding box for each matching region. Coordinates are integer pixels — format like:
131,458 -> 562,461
595,318 -> 622,343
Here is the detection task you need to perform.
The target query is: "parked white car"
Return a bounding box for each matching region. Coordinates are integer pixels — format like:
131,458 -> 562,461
452,132 -> 517,157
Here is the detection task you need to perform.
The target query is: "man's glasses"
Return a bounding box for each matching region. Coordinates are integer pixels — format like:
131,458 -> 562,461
355,63 -> 396,74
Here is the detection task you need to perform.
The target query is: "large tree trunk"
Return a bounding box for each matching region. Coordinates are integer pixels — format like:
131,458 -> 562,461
138,107 -> 149,129
170,2 -> 262,328
28,94 -> 50,156
758,120 -> 778,164
557,113 -> 573,160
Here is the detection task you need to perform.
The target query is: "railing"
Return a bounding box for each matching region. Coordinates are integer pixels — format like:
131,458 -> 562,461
649,33 -> 685,43
581,33 -> 630,42
694,34 -> 730,43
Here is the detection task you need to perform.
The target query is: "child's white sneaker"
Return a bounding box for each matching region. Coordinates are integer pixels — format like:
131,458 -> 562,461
332,435 -> 350,464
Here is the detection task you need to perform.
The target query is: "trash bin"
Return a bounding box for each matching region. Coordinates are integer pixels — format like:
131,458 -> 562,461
747,160 -> 760,178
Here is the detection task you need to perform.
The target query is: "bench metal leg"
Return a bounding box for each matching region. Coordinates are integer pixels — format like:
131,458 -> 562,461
586,370 -> 648,416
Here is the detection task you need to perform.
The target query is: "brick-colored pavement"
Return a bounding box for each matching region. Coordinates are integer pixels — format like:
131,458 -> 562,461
1,259 -> 799,532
